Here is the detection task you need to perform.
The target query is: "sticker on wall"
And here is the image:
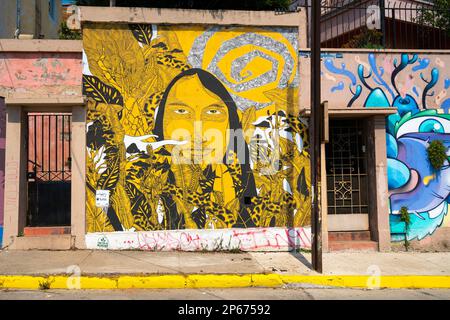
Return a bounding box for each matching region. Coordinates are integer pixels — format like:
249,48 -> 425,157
96,235 -> 109,249
95,190 -> 110,208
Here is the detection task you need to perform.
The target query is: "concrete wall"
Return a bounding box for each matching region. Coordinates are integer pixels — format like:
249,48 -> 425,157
0,0 -> 62,39
82,22 -> 312,251
0,40 -> 82,99
300,49 -> 450,251
0,1 -> 18,38
39,0 -> 62,39
299,49 -> 450,110
0,39 -> 85,249
79,7 -> 311,251
0,5 -> 448,251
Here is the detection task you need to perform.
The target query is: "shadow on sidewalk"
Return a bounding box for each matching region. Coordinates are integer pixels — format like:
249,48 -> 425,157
289,251 -> 313,270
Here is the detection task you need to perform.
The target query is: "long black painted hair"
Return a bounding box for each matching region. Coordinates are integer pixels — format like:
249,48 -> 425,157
153,68 -> 257,228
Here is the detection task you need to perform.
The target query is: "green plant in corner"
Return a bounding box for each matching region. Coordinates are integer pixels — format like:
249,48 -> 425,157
342,27 -> 384,49
296,248 -> 311,254
227,247 -> 242,254
415,0 -> 450,37
399,206 -> 411,251
427,140 -> 448,170
58,21 -> 81,40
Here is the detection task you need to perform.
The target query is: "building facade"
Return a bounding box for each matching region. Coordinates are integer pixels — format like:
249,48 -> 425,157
0,6 -> 449,252
0,0 -> 62,39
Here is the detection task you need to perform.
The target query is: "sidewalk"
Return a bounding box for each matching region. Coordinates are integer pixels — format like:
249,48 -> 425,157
0,250 -> 449,289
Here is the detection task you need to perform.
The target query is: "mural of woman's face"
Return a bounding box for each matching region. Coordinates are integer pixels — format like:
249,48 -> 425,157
163,74 -> 230,165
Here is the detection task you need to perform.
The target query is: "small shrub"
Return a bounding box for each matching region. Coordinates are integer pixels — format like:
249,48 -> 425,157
58,22 -> 81,40
399,206 -> 410,226
38,279 -> 51,290
427,140 -> 447,170
342,27 -> 383,49
227,247 -> 242,254
399,206 -> 411,251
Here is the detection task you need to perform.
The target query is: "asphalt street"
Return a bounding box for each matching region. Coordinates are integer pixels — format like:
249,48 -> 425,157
0,287 -> 449,300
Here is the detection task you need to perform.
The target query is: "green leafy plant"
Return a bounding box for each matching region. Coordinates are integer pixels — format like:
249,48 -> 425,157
38,279 -> 52,290
415,0 -> 450,37
399,206 -> 411,251
342,27 -> 384,49
296,248 -> 311,254
427,140 -> 448,170
58,21 -> 81,40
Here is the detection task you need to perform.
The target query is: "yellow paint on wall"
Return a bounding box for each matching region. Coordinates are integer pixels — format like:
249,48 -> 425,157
83,23 -> 310,234
169,25 -> 207,56
423,174 -> 436,186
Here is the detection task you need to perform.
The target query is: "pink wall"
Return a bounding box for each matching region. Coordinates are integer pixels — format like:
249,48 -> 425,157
27,113 -> 72,181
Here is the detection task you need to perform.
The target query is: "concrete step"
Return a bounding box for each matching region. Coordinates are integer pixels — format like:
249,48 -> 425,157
9,235 -> 74,250
24,227 -> 71,236
328,231 -> 371,242
328,240 -> 378,252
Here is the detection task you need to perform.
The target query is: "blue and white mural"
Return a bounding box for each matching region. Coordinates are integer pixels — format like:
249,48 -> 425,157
322,52 -> 450,242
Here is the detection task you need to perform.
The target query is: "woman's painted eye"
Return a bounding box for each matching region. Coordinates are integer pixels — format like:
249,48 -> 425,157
174,109 -> 188,114
206,109 -> 221,115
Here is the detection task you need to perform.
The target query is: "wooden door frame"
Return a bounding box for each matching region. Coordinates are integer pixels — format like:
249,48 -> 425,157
321,114 -> 391,251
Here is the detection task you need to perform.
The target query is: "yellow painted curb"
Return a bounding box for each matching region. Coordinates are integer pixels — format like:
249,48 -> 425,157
252,274 -> 284,287
187,275 -> 252,288
279,275 -> 450,289
0,274 -> 449,290
118,275 -> 186,289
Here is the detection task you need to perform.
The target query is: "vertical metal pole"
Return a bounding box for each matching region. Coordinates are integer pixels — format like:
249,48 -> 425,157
305,0 -> 311,48
56,115 -> 58,176
311,0 -> 322,273
15,0 -> 21,38
379,0 -> 386,48
110,0 -> 116,7
41,115 -> 44,177
62,115 -> 65,181
48,115 -> 51,181
392,8 -> 396,49
69,115 -> 72,172
34,115 -> 37,174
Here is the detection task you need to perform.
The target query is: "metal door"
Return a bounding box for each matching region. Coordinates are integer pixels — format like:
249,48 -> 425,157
26,113 -> 72,227
325,119 -> 369,231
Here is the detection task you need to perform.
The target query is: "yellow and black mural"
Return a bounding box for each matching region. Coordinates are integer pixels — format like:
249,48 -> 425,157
83,24 -> 311,233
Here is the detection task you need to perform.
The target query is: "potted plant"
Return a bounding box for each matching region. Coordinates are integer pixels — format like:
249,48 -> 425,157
427,140 -> 447,170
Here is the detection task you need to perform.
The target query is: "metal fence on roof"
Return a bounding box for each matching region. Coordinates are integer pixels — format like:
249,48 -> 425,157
288,0 -> 450,49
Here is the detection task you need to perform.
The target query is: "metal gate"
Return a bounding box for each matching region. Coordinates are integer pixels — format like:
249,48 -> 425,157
26,113 -> 72,227
325,119 -> 369,231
